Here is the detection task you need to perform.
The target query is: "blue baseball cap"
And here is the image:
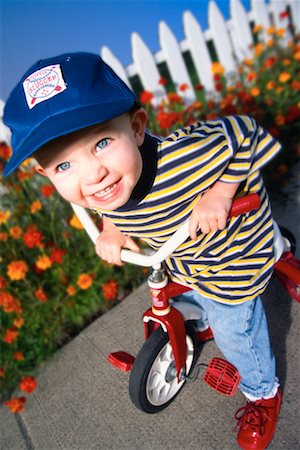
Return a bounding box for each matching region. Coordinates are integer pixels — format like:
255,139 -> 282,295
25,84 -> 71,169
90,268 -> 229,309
3,52 -> 138,176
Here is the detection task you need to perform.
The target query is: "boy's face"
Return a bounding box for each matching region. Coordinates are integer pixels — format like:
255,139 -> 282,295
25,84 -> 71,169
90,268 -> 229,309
35,109 -> 147,211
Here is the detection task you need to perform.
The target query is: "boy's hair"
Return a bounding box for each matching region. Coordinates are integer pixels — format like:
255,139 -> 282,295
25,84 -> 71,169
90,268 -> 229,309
3,52 -> 138,176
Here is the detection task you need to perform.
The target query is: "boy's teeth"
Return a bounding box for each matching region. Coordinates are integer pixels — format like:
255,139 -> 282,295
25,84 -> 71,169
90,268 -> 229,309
95,183 -> 116,197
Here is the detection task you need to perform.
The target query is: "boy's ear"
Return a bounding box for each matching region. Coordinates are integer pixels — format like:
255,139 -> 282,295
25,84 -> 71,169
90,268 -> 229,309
35,163 -> 47,177
131,108 -> 148,146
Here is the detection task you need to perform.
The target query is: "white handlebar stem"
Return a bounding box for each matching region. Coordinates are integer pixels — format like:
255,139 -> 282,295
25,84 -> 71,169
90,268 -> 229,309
70,203 -> 190,267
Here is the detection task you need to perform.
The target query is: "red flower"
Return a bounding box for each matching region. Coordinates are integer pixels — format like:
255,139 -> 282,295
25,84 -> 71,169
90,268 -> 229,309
19,376 -> 37,393
157,112 -> 181,129
102,280 -> 119,300
279,10 -> 289,19
4,397 -> 26,413
285,104 -> 300,123
179,83 -> 189,92
195,83 -> 204,91
3,328 -> 19,344
167,92 -> 183,104
215,82 -> 223,92
158,77 -> 167,86
139,91 -> 154,104
35,287 -> 48,302
49,247 -> 66,264
40,184 -> 55,197
263,56 -> 277,68
0,142 -> 12,160
23,225 -> 44,248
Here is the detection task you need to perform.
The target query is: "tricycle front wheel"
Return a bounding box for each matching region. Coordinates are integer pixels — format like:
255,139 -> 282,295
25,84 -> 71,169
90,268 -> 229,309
129,324 -> 196,413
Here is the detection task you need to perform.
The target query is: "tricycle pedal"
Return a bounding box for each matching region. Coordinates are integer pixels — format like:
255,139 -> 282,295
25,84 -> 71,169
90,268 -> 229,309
108,351 -> 135,371
204,357 -> 241,396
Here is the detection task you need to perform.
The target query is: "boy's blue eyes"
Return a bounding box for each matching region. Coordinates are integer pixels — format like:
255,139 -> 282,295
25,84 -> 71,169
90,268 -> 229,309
96,138 -> 110,150
57,162 -> 71,171
56,139 -> 110,171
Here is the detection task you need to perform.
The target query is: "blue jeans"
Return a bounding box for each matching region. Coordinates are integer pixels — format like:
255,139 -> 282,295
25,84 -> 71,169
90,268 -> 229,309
173,290 -> 278,399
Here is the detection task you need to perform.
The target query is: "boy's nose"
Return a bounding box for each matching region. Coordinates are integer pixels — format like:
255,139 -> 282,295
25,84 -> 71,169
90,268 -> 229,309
81,163 -> 108,185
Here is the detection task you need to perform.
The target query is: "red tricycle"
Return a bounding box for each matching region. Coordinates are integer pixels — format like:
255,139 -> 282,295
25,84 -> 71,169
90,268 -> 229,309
72,194 -> 300,414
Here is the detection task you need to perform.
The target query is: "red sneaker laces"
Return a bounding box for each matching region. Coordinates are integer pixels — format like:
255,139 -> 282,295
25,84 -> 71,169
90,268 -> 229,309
234,401 -> 272,436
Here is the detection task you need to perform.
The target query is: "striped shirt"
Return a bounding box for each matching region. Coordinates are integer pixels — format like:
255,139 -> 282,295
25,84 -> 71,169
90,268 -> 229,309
97,115 -> 281,304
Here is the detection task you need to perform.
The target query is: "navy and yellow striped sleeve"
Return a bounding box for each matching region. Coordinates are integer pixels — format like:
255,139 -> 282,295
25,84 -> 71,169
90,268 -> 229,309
219,115 -> 282,184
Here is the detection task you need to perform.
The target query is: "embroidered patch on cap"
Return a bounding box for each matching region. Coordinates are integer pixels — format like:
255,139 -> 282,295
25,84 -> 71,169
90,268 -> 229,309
23,64 -> 67,109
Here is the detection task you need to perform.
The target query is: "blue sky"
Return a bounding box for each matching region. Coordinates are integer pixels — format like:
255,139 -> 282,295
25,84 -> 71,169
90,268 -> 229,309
1,0 -> 251,101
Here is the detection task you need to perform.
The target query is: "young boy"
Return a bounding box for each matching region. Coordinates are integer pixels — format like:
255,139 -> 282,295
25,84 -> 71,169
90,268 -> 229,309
4,52 -> 282,449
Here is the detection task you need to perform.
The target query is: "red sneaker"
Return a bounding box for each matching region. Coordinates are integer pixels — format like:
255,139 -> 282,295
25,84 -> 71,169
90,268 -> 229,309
196,326 -> 214,343
235,388 -> 282,449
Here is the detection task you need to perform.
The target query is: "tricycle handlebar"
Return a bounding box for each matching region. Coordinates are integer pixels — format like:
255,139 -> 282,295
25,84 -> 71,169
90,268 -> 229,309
71,193 -> 260,267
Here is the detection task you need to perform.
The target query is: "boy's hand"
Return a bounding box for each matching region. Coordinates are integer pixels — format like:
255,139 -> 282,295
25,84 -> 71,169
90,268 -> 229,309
189,181 -> 240,239
95,230 -> 140,266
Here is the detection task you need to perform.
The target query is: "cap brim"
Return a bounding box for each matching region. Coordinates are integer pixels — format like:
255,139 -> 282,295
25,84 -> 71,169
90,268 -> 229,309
4,98 -> 136,176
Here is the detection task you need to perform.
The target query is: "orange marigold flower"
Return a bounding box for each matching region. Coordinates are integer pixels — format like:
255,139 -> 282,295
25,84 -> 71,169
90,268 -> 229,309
19,376 -> 37,393
179,83 -> 189,92
267,39 -> 275,47
278,72 -> 291,83
246,72 -> 257,82
77,273 -> 93,290
30,200 -> 42,214
167,92 -> 183,103
69,214 -> 84,229
35,287 -> 48,302
139,90 -> 154,104
244,58 -> 253,67
66,285 -> 76,296
9,226 -> 23,239
250,87 -> 260,97
0,210 -> 11,224
0,291 -> 22,313
4,397 -> 26,413
275,114 -> 285,126
211,62 -> 225,75
276,28 -> 285,37
7,260 -> 29,281
294,50 -> 300,61
40,184 -> 55,197
0,143 -> 12,159
13,316 -> 24,328
0,232 -> 8,241
13,351 -> 25,361
254,43 -> 264,56
267,26 -> 276,35
23,225 -> 44,248
0,367 -> 5,377
253,24 -> 263,34
282,58 -> 291,66
36,255 -> 52,271
3,328 -> 19,344
266,81 -> 276,90
102,279 -> 119,300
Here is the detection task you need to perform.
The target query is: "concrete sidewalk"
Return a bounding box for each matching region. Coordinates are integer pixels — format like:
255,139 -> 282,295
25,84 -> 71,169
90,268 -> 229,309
1,167 -> 299,450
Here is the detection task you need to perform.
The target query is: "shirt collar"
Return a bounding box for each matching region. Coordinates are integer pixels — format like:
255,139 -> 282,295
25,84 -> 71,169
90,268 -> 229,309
116,131 -> 159,212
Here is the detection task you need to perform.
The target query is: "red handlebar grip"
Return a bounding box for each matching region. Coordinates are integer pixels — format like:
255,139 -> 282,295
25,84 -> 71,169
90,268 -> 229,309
229,193 -> 260,217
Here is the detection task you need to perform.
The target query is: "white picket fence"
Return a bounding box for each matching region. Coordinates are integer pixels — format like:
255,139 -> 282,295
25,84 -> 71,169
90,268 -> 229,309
0,0 -> 299,144
100,0 -> 299,105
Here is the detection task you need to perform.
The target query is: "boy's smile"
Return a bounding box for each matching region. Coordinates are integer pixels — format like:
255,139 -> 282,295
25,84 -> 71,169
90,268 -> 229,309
35,109 -> 148,211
